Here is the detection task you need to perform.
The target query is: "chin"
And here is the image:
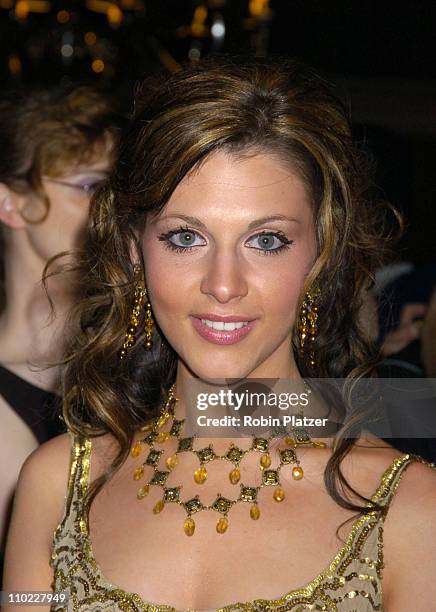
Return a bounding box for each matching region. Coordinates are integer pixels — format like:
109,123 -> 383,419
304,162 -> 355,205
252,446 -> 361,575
186,361 -> 254,385
198,373 -> 248,385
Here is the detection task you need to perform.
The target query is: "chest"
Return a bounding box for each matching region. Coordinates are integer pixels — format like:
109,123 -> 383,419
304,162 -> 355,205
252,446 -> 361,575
87,457 -> 362,610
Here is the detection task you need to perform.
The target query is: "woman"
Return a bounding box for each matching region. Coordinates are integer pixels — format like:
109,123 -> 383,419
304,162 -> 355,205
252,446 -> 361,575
4,58 -> 436,611
0,85 -> 118,575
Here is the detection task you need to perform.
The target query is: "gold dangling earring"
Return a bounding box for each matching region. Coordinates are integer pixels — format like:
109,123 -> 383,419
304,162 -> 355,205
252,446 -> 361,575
119,264 -> 153,360
298,288 -> 320,369
144,288 -> 153,351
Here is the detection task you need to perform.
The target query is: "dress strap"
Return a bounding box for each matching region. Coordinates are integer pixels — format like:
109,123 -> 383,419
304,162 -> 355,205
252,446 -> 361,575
370,452 -> 436,511
55,432 -> 93,536
71,433 -> 92,492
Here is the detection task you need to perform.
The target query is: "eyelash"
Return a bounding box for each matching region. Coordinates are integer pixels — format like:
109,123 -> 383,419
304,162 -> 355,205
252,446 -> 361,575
157,225 -> 293,256
75,180 -> 104,194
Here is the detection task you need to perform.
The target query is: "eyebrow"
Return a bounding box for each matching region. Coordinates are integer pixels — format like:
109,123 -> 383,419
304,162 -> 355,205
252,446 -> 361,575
153,213 -> 300,230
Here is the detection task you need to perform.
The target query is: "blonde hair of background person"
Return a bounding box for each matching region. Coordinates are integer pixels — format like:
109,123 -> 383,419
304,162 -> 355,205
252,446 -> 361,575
3,57 -> 436,611
0,85 -> 118,563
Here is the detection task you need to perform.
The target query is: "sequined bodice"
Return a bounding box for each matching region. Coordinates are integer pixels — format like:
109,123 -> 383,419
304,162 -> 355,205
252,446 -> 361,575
50,433 -> 435,611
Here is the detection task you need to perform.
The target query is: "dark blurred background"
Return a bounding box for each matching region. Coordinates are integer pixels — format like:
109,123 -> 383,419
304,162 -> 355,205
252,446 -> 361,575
1,0 -> 435,265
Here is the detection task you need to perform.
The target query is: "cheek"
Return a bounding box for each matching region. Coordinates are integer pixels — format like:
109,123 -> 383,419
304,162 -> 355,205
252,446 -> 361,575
53,196 -> 89,226
257,234 -> 316,317
30,202 -> 90,257
143,242 -> 183,318
260,264 -> 307,326
50,198 -> 90,245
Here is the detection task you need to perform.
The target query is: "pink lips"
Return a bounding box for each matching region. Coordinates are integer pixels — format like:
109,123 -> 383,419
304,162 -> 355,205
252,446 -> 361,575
190,316 -> 257,345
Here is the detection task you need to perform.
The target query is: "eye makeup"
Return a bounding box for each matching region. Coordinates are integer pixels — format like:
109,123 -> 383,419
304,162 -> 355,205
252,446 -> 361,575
72,176 -> 107,193
157,224 -> 293,257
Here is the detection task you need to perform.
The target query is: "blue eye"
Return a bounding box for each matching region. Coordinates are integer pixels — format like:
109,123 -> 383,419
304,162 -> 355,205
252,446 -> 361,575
157,226 -> 293,256
246,231 -> 293,255
157,227 -> 205,252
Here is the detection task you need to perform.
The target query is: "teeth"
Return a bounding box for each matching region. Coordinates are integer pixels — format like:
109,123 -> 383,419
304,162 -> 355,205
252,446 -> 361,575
201,319 -> 249,331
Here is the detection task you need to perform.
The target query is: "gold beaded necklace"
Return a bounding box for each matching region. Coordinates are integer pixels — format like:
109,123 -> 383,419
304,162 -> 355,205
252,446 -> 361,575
131,383 -> 327,536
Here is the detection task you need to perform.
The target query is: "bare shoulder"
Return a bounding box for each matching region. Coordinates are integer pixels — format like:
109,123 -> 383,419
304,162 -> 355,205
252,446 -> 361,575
3,429 -> 119,595
3,432 -> 73,595
0,395 -> 39,546
13,432 -> 74,526
335,436 -> 436,609
379,452 -> 436,610
22,428 -> 121,483
20,431 -> 71,476
12,428 -> 120,527
338,434 -> 411,498
382,452 -> 436,523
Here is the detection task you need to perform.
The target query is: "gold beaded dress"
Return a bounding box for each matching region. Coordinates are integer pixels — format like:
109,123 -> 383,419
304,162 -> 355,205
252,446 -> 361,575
50,433 -> 436,612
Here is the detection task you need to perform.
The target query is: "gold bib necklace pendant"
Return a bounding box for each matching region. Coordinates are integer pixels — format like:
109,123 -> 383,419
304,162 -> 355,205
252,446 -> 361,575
132,383 -> 326,535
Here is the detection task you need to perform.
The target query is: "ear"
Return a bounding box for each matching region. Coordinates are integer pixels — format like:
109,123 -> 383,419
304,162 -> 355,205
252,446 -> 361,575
129,228 -> 143,268
0,183 -> 28,229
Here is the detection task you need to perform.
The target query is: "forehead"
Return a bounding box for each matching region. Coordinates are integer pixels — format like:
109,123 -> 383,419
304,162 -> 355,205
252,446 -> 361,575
42,132 -> 114,177
161,150 -> 311,221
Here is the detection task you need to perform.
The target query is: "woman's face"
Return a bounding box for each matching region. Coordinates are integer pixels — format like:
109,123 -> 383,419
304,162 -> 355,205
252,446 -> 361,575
19,155 -> 112,262
142,150 -> 317,381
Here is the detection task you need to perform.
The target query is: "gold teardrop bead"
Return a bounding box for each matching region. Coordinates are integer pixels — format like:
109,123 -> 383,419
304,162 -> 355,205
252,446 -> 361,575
184,517 -> 196,536
166,454 -> 178,470
137,484 -> 149,499
157,431 -> 170,443
140,421 -> 154,433
292,465 -> 304,480
229,468 -> 240,484
133,466 -> 144,480
273,488 -> 285,502
194,465 -> 208,484
250,504 -> 260,520
153,499 -> 165,514
131,442 -> 142,457
216,517 -> 228,534
285,436 -> 296,447
260,454 -> 271,469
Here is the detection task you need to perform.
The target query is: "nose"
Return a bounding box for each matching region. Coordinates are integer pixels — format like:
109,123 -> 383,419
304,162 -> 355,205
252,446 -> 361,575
200,250 -> 249,304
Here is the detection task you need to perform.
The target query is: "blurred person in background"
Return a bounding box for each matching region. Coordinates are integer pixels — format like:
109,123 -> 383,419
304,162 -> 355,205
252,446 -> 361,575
0,85 -> 119,579
421,288 -> 436,377
378,265 -> 436,462
359,264 -> 436,462
377,262 -> 436,376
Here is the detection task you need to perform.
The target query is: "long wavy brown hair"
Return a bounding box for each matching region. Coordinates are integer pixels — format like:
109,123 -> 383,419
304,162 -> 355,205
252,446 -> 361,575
47,56 -> 402,537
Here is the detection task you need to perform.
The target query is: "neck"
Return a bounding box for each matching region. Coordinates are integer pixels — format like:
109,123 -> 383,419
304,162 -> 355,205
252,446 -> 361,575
0,230 -> 75,391
166,358 -> 335,453
172,353 -> 310,421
